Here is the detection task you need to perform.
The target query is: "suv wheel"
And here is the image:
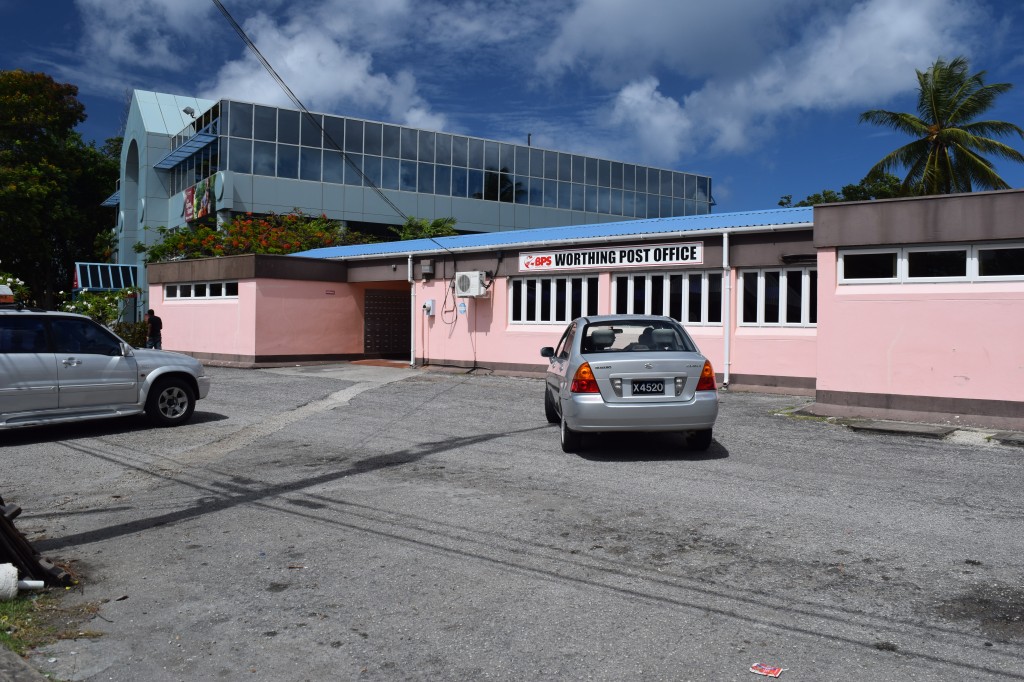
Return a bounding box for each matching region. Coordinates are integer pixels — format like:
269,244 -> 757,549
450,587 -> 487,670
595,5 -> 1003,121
146,377 -> 196,426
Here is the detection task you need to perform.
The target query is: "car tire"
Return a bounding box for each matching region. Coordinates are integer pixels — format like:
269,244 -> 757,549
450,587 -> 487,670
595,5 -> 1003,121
544,387 -> 559,424
688,428 -> 713,451
146,377 -> 196,427
560,414 -> 582,453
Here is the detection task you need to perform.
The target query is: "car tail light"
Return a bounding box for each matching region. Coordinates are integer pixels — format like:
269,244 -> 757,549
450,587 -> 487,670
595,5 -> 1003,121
696,360 -> 716,391
570,362 -> 600,393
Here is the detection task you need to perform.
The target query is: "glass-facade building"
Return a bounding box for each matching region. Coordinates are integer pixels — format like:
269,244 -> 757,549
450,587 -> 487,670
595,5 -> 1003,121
162,99 -> 712,228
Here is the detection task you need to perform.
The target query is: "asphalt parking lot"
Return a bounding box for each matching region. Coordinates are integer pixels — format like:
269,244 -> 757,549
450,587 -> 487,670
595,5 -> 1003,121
3,363 -> 1024,681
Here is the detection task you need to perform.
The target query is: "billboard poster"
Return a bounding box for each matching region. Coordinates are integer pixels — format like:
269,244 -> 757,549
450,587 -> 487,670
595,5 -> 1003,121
184,175 -> 216,223
518,242 -> 704,272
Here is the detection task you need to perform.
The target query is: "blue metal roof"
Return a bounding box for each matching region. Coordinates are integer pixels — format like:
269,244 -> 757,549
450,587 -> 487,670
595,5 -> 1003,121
292,207 -> 814,260
101,190 -> 120,207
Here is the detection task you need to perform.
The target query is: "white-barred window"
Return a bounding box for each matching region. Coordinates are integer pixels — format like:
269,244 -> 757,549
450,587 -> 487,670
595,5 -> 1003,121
739,268 -> 817,326
165,281 -> 239,299
612,271 -> 722,325
509,276 -> 599,324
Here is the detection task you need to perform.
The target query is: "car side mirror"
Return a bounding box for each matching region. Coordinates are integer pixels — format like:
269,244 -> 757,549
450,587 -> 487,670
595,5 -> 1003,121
120,342 -> 135,357
540,347 -> 554,358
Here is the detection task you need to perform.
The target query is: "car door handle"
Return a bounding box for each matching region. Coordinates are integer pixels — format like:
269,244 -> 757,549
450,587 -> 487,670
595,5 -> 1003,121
62,357 -> 82,367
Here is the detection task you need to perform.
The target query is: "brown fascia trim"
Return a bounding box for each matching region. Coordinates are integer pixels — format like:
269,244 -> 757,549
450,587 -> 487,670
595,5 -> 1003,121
147,254 -> 348,285
813,188 -> 1024,248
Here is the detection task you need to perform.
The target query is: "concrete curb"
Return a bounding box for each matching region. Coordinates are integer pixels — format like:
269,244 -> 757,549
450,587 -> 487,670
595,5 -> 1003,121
0,647 -> 47,682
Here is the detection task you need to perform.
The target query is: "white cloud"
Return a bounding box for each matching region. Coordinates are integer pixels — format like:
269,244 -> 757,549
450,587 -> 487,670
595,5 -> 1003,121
606,78 -> 694,165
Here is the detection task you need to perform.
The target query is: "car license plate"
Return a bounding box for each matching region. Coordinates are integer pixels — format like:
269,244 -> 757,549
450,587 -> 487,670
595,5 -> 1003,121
632,380 -> 664,395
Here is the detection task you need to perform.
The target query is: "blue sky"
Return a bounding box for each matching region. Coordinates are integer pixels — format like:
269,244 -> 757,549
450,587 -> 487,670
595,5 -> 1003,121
3,0 -> 1024,213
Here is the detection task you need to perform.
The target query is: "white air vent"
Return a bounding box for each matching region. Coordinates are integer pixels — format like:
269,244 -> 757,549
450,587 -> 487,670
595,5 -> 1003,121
454,271 -> 488,297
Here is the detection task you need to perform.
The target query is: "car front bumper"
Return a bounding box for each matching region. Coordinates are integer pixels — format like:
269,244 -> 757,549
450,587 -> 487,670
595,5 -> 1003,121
562,390 -> 718,432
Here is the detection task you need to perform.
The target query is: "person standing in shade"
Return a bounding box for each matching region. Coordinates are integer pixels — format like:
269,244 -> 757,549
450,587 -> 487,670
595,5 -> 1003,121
146,309 -> 163,349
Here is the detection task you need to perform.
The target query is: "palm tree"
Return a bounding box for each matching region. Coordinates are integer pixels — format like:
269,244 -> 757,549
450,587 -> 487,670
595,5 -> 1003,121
860,56 -> 1024,195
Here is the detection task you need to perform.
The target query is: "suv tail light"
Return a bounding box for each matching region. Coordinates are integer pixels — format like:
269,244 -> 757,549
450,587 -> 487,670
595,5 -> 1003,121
570,362 -> 600,393
696,360 -> 716,391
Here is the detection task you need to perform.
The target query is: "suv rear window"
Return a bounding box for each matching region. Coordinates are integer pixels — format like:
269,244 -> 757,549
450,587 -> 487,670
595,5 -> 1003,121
0,317 -> 48,353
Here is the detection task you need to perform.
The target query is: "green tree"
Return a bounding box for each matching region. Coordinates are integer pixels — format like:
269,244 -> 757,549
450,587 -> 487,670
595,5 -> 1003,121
0,70 -> 119,306
137,211 -> 377,263
389,216 -> 458,240
779,171 -> 902,207
860,56 -> 1024,195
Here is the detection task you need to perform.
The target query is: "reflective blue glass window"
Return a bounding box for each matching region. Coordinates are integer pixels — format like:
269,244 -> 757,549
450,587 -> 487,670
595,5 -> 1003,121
228,102 -> 253,138
484,141 -> 499,170
515,146 -> 529,175
400,160 -> 417,191
499,143 -> 514,172
611,189 -> 622,215
253,141 -> 275,176
451,166 -> 468,196
277,144 -> 299,178
696,200 -> 710,215
344,119 -> 364,152
672,197 -> 684,216
585,158 -> 598,185
635,167 -> 647,193
382,157 -> 400,189
530,148 -> 543,178
468,139 -> 484,169
300,147 -> 321,181
301,114 -> 321,147
364,122 -> 381,155
342,153 -> 362,185
278,110 -> 299,145
623,164 -> 636,191
435,164 -> 451,195
323,150 -> 344,184
572,155 -> 585,183
571,183 -> 585,211
483,169 -> 498,200
685,199 -> 696,215
362,155 -> 381,186
599,159 -> 610,187
498,171 -> 516,202
585,185 -> 598,212
558,153 -> 571,181
660,195 -> 672,217
436,133 -> 451,164
648,169 -> 661,195
418,163 -> 434,193
382,125 -> 400,158
324,116 -> 345,149
254,106 -> 276,141
661,170 -> 672,196
418,132 -> 435,163
557,181 -> 571,209
623,191 -> 636,217
697,176 -> 710,202
647,193 -> 660,217
544,151 -> 558,180
610,162 -> 623,189
452,136 -> 468,166
635,193 -> 647,218
400,128 -> 417,160
543,179 -> 557,207
673,172 -> 685,198
468,169 -> 484,198
685,174 -> 696,199
229,138 -> 251,173
598,187 -> 610,213
513,175 -> 529,204
528,177 -> 543,206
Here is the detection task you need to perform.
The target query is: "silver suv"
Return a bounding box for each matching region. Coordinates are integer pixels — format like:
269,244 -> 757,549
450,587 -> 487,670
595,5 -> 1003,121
0,306 -> 210,430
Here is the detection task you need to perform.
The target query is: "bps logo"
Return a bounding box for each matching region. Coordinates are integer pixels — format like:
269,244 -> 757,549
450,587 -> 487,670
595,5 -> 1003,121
522,254 -> 553,270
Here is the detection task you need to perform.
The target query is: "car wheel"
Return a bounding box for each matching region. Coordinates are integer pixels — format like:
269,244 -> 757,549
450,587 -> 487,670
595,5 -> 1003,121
560,414 -> 582,453
146,377 -> 196,426
687,428 -> 713,451
544,387 -> 559,424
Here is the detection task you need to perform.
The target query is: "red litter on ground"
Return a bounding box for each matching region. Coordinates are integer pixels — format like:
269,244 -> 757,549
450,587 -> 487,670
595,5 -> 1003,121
750,662 -> 785,677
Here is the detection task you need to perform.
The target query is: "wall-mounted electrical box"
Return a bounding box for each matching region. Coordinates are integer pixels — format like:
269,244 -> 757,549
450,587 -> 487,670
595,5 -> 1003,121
422,299 -> 435,316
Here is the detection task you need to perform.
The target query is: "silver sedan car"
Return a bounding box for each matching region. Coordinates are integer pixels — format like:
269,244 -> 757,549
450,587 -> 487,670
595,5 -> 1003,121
541,315 -> 718,453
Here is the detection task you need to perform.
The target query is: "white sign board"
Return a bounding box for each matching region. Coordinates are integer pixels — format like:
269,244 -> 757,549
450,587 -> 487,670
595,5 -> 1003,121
518,243 -> 703,273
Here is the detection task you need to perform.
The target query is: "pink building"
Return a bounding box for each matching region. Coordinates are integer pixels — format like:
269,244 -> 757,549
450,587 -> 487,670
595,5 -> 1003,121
147,190 -> 1024,429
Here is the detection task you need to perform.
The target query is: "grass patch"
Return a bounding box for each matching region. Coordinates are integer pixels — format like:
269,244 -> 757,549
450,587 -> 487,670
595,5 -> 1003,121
0,591 -> 102,657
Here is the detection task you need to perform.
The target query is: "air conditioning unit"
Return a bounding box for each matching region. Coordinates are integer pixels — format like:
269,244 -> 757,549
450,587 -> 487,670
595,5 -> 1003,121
454,271 -> 488,297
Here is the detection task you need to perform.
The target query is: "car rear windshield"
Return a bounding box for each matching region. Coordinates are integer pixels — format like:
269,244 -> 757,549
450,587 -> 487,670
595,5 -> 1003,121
581,321 -> 696,353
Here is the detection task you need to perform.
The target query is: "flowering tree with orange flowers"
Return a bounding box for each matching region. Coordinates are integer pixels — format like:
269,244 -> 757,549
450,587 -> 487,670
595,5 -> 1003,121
136,211 -> 378,263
